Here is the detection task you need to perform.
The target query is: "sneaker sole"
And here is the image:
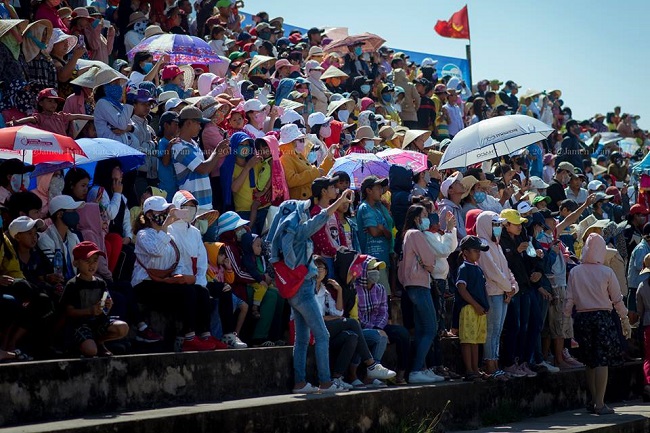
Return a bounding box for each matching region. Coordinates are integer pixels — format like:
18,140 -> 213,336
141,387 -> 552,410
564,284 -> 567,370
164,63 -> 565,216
135,336 -> 163,343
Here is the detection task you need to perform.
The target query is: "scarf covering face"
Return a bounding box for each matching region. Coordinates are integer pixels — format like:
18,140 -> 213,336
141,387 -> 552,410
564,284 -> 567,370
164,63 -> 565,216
1,32 -> 21,60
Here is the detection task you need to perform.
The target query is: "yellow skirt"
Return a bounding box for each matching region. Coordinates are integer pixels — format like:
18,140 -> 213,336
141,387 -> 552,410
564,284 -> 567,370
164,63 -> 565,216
459,304 -> 487,344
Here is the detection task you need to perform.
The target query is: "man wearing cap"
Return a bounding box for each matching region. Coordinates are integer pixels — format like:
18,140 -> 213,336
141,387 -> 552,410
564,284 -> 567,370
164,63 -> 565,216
432,84 -> 450,139
564,170 -> 588,205
546,162 -> 576,212
499,80 -> 520,112
439,172 -> 467,241
129,88 -> 158,198
623,204 -> 650,259
171,106 -> 222,211
558,120 -> 585,170
444,87 -> 464,137
357,176 -> 393,292
157,111 -> 180,199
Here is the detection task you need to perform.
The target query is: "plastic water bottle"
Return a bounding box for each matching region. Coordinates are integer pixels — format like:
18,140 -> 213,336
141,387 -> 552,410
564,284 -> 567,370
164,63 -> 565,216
100,291 -> 111,316
53,249 -> 63,276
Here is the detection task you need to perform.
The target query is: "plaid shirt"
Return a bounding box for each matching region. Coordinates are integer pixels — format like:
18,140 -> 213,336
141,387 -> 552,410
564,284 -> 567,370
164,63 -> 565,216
25,54 -> 57,93
356,280 -> 389,330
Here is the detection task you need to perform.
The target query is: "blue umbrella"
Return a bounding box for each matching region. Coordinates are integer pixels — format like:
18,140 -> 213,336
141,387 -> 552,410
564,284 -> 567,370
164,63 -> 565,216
327,153 -> 390,189
32,138 -> 146,177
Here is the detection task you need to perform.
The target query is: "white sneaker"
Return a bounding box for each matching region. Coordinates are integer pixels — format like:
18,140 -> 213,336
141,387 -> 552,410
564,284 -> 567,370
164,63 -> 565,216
518,362 -> 537,378
366,363 -> 396,380
366,378 -> 388,388
409,370 -> 439,384
563,348 -> 584,368
222,333 -> 247,349
333,377 -> 353,390
538,360 -> 560,373
503,364 -> 526,378
424,368 -> 446,382
292,383 -> 319,394
320,382 -> 350,393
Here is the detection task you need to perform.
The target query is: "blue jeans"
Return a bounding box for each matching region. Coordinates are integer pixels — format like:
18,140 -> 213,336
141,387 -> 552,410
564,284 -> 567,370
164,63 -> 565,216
533,290 -> 550,364
502,290 -> 543,366
484,294 -> 508,360
406,286 -> 437,371
288,277 -> 331,385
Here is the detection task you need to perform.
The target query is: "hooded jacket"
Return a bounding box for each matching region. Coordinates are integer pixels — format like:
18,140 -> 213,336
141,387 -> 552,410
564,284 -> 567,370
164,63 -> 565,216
475,211 -> 518,296
257,135 -> 290,206
240,232 -> 265,283
392,69 -> 419,122
35,172 -> 54,216
204,241 -> 234,285
424,227 -> 457,280
280,142 -> 333,200
399,228 -> 437,288
220,132 -> 256,208
566,233 -> 626,318
306,73 -> 330,114
355,257 -> 388,329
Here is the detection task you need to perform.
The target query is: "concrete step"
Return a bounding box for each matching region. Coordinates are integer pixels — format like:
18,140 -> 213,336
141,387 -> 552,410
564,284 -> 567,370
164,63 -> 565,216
451,401 -> 650,433
2,363 -> 644,433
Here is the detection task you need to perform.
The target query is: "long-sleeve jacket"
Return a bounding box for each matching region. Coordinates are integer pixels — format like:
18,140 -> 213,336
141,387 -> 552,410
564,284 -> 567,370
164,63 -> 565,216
424,229 -> 457,280
132,228 -> 178,287
475,211 -> 518,296
393,68 -> 420,122
168,221 -> 208,287
399,229 -> 436,288
280,150 -> 333,200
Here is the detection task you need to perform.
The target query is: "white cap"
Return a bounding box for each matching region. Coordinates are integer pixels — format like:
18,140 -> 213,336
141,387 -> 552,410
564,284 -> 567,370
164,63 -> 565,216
588,180 -> 605,191
307,112 -> 332,128
304,60 -> 324,74
278,124 -> 306,145
49,195 -> 85,215
421,58 -> 438,68
8,216 -> 44,238
440,172 -> 463,198
516,201 -> 538,214
165,98 -> 185,112
529,176 -> 549,190
143,196 -> 173,214
280,109 -> 303,125
243,98 -> 267,112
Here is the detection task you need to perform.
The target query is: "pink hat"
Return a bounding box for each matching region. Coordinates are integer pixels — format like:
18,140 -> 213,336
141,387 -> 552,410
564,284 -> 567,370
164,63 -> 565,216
360,97 -> 375,112
275,59 -> 291,69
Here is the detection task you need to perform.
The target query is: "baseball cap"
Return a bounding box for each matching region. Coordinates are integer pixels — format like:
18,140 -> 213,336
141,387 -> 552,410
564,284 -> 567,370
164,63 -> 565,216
158,110 -> 180,136
528,212 -> 550,231
528,176 -> 549,190
630,204 -> 650,216
532,195 -> 551,205
459,235 -> 489,252
516,201 -> 538,215
594,192 -> 614,202
243,99 -> 268,112
433,84 -> 447,94
161,65 -> 183,81
49,195 -> 85,214
500,209 -> 528,225
164,98 -> 186,112
179,106 -> 211,124
307,112 -> 332,128
440,172 -> 463,198
72,241 -> 106,261
0,158 -> 34,177
360,176 -> 388,193
172,190 -> 198,208
587,180 -> 604,191
557,161 -> 577,176
37,88 -> 64,102
559,199 -> 578,212
143,196 -> 173,214
539,209 -> 559,219
311,176 -> 339,198
8,216 -> 44,238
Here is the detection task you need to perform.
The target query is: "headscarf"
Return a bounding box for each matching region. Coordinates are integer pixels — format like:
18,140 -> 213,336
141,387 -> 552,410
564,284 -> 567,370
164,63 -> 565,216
257,134 -> 289,205
465,209 -> 483,236
1,32 -> 21,61
220,132 -> 256,207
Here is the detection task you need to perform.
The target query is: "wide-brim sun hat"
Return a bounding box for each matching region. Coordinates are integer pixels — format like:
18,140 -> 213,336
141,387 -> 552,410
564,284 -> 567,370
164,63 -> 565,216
216,211 -> 249,238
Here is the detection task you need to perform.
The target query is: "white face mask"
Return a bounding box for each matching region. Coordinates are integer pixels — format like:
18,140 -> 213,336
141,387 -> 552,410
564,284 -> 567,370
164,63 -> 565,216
338,109 -> 350,123
10,173 -> 29,192
182,206 -> 197,223
364,140 -> 375,151
49,175 -> 64,199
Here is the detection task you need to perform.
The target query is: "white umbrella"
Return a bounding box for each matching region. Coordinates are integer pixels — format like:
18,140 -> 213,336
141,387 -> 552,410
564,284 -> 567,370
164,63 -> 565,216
438,115 -> 554,170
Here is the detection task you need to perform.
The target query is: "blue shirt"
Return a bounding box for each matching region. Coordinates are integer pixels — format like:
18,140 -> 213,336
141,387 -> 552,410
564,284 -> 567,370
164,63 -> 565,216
157,137 -> 178,199
528,143 -> 543,178
456,261 -> 489,311
356,201 -> 391,263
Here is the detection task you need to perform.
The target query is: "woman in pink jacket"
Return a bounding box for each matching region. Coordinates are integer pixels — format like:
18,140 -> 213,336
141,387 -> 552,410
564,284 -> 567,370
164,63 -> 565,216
399,204 -> 442,384
566,233 -> 631,415
475,211 -> 518,378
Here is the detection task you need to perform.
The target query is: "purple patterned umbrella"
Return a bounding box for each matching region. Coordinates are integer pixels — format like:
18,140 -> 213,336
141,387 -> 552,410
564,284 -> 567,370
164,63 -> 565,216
127,34 -> 222,64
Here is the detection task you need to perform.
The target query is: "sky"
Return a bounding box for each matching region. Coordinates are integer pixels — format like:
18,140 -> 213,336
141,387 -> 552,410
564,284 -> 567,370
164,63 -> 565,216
241,0 -> 650,129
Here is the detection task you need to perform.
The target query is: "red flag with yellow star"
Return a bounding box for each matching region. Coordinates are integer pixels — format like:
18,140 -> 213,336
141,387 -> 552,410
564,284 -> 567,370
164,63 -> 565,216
434,5 -> 470,39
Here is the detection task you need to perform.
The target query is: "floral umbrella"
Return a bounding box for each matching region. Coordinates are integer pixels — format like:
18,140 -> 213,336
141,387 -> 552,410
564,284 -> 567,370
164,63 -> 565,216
127,34 -> 222,64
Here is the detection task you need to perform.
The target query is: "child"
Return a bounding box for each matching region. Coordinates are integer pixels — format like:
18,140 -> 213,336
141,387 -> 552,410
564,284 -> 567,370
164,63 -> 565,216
205,242 -> 248,349
60,241 -> 129,357
456,235 -> 490,381
225,105 -> 247,137
159,65 -> 192,99
14,88 -> 93,135
240,233 -> 272,319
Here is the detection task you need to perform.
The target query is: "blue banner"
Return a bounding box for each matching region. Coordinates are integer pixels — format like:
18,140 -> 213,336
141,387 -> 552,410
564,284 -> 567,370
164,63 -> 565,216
240,12 -> 470,82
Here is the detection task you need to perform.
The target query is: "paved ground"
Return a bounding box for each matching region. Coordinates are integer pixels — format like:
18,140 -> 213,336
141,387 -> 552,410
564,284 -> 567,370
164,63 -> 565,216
452,401 -> 650,433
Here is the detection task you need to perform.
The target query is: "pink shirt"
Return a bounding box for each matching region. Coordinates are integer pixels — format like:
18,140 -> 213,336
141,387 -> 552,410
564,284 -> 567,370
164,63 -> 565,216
34,4 -> 69,33
33,112 -> 72,136
202,123 -> 226,177
399,229 -> 437,288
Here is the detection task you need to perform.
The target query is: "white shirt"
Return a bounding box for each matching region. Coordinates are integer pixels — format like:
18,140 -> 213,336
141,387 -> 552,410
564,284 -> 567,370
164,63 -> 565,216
315,284 -> 343,317
167,221 -> 208,287
132,228 -> 178,287
444,103 -> 464,136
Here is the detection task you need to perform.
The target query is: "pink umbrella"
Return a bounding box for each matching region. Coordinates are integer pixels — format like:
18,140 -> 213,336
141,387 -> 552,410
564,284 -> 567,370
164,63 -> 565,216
323,32 -> 386,54
377,148 -> 428,174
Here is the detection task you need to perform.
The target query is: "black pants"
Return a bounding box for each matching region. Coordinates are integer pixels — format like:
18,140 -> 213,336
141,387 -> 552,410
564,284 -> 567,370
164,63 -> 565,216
135,281 -> 211,334
326,318 -> 373,370
207,282 -> 235,335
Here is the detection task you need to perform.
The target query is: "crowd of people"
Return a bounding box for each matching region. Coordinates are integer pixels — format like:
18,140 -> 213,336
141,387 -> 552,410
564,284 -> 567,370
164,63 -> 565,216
0,0 -> 648,407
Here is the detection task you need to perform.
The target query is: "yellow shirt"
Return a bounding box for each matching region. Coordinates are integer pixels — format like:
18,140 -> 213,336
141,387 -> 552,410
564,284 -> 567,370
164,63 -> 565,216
233,163 -> 261,212
1,235 -> 24,279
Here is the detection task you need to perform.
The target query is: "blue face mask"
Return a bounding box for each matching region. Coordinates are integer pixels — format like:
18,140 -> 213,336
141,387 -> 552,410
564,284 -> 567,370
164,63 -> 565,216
104,84 -> 123,102
473,191 -> 487,204
492,226 -> 502,238
360,84 -> 371,95
419,217 -> 430,231
142,62 -> 153,73
382,93 -> 392,103
235,146 -> 251,158
354,46 -> 363,56
307,150 -> 318,164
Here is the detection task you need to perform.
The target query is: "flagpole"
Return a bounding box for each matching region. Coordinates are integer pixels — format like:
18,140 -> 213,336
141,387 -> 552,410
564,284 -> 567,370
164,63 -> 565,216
465,4 -> 473,87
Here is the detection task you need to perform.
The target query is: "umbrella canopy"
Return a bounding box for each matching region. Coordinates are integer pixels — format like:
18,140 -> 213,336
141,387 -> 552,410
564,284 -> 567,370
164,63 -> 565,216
32,138 -> 146,176
327,153 -> 390,189
377,148 -> 428,174
323,32 -> 386,54
127,34 -> 222,64
438,115 -> 554,170
0,126 -> 85,164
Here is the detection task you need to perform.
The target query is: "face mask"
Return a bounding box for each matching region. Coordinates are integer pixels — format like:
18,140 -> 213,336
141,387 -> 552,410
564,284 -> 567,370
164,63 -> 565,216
142,62 -> 153,74
250,51 -> 258,58
361,53 -> 370,62
49,175 -> 64,199
533,97 -> 539,103
330,78 -> 342,87
309,70 -> 322,80
338,109 -> 350,123
104,84 -> 123,102
10,173 -> 28,192
367,269 -> 380,285
134,21 -> 147,35
319,125 -> 331,138
418,217 -> 430,231
354,46 -> 363,56
235,227 -> 247,241
61,211 -> 80,229
492,226 -> 502,238
253,112 -> 266,125
369,120 -> 378,131
360,84 -> 371,95
364,140 -> 375,151
382,94 -> 392,103
423,172 -> 431,184
473,191 -> 487,203
150,213 -> 167,226
395,103 -> 402,113
307,150 -> 318,164
191,219 -> 207,235
235,146 -> 251,158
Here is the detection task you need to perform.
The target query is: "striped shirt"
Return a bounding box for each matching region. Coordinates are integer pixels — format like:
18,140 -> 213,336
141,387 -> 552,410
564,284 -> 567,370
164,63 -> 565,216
172,139 -> 213,210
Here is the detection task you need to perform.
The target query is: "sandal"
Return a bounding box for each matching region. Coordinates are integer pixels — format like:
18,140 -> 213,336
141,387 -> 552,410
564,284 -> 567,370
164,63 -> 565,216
594,405 -> 614,415
491,370 -> 509,382
463,373 -> 481,382
98,344 -> 113,357
259,340 -> 275,347
13,349 -> 33,361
